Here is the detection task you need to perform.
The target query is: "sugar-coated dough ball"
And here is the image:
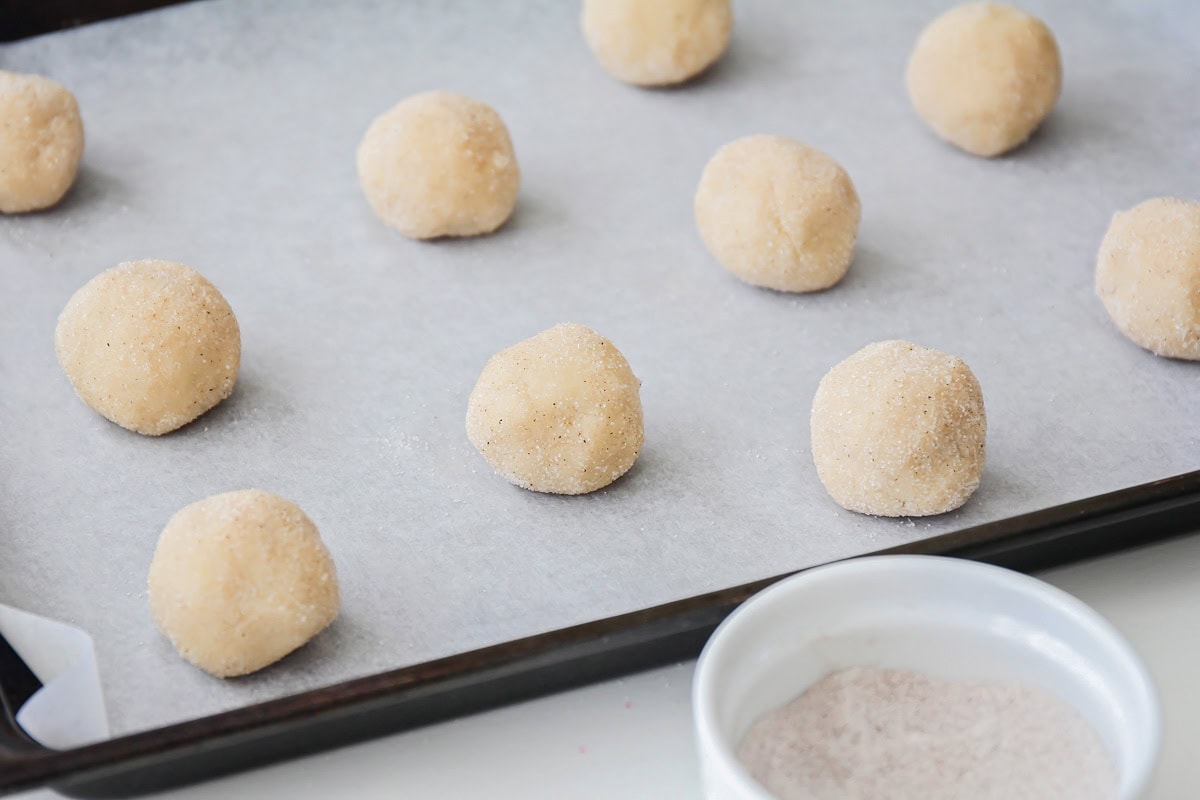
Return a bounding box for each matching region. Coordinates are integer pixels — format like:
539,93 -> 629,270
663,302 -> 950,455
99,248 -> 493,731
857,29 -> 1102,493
1096,197 -> 1200,360
581,0 -> 733,87
466,323 -> 644,495
55,259 -> 240,435
356,91 -> 520,239
148,490 -> 339,678
905,3 -> 1061,157
695,135 -> 861,293
0,70 -> 84,213
811,341 -> 987,517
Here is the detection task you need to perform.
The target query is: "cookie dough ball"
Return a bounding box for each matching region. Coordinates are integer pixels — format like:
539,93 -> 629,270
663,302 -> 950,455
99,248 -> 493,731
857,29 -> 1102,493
466,323 -> 644,495
1096,197 -> 1200,359
148,490 -> 340,678
811,341 -> 987,517
356,91 -> 520,239
581,0 -> 733,87
905,3 -> 1061,157
695,135 -> 861,292
55,259 -> 240,435
0,71 -> 85,213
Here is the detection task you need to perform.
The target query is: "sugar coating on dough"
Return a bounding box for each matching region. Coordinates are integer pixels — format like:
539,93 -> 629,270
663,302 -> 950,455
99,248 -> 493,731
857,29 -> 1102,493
811,341 -> 987,517
581,0 -> 733,87
1096,197 -> 1200,360
466,323 -> 644,495
54,259 -> 241,435
356,91 -> 520,239
148,490 -> 340,678
905,3 -> 1061,157
0,70 -> 85,213
694,135 -> 861,293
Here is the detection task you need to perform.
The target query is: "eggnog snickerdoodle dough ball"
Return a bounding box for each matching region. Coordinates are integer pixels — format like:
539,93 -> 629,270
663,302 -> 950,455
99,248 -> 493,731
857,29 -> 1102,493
466,323 -> 644,495
356,91 -> 520,239
148,490 -> 340,678
0,70 -> 84,213
581,0 -> 733,87
1096,197 -> 1200,360
905,3 -> 1061,157
54,259 -> 240,435
695,135 -> 861,293
811,341 -> 987,517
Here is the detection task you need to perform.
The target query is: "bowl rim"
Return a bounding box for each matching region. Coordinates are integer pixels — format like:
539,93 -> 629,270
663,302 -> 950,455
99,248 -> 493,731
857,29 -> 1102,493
691,553 -> 1162,799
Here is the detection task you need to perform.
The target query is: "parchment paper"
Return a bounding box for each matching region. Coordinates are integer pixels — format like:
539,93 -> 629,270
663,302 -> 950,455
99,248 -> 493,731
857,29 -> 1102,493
0,604 -> 108,748
1,0 -> 1197,738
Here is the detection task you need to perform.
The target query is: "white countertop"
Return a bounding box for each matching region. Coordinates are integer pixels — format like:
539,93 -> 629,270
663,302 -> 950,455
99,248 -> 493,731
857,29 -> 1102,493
20,532 -> 1200,799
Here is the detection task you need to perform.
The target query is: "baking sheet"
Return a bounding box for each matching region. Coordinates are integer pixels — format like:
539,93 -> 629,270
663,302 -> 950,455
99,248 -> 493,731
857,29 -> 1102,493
1,0 -> 1197,738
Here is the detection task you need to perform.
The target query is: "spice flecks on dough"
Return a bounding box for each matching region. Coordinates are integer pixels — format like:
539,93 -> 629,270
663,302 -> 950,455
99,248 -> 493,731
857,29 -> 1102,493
466,323 -> 644,495
0,70 -> 85,213
810,340 -> 986,517
54,259 -> 241,435
905,3 -> 1062,157
1096,197 -> 1200,360
147,490 -> 340,678
356,91 -> 519,239
695,135 -> 860,293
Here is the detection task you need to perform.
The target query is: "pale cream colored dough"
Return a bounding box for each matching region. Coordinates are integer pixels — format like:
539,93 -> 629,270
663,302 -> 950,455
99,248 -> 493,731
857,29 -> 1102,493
581,0 -> 733,87
54,259 -> 241,435
0,70 -> 85,213
905,3 -> 1061,157
356,91 -> 520,239
810,340 -> 987,517
1096,197 -> 1200,360
694,135 -> 861,293
466,323 -> 644,495
148,490 -> 340,678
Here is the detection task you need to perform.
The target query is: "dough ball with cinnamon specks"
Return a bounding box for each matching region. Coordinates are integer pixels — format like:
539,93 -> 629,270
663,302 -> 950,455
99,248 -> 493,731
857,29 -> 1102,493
811,341 -> 987,517
466,323 -> 644,495
0,70 -> 84,213
1096,197 -> 1200,360
356,91 -> 520,239
905,3 -> 1061,157
54,259 -> 240,435
695,135 -> 861,293
582,0 -> 733,87
148,490 -> 340,678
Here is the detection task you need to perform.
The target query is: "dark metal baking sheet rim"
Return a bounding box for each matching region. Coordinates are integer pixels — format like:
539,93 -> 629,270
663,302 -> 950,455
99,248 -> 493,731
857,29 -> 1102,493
1,469 -> 1197,798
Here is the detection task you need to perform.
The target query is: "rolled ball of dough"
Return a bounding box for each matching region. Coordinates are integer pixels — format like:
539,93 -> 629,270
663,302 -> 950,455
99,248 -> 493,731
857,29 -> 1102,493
54,259 -> 241,435
581,0 -> 733,87
356,91 -> 520,239
1096,197 -> 1200,360
466,323 -> 644,495
811,340 -> 987,517
148,490 -> 340,678
694,135 -> 861,293
0,70 -> 84,213
905,3 -> 1061,157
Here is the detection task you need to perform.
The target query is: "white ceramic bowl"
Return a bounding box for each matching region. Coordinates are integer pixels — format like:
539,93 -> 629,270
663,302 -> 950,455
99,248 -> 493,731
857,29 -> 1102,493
692,555 -> 1160,800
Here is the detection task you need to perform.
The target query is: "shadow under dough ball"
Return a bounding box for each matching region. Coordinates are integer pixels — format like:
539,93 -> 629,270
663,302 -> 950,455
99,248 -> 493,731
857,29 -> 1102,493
1096,197 -> 1200,360
0,70 -> 84,213
356,90 -> 520,239
148,490 -> 340,678
905,2 -> 1062,157
581,0 -> 733,87
810,340 -> 987,517
694,135 -> 861,293
54,259 -> 241,435
466,323 -> 644,495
